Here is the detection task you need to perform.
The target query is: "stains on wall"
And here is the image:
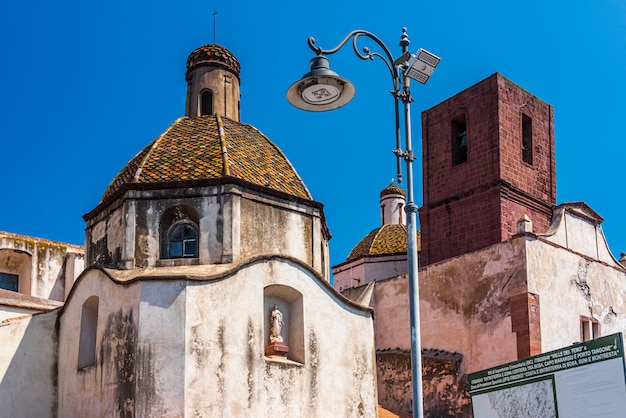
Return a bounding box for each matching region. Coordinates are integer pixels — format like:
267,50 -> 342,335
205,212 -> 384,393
101,309 -> 137,418
376,351 -> 412,413
263,359 -> 302,412
376,350 -> 470,417
422,351 -> 470,418
308,329 -> 319,413
345,347 -> 370,417
136,344 -> 157,416
89,235 -> 122,268
571,259 -> 591,302
246,318 -> 257,409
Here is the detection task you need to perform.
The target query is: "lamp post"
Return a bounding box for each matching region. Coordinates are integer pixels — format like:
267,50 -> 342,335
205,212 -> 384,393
287,28 -> 439,418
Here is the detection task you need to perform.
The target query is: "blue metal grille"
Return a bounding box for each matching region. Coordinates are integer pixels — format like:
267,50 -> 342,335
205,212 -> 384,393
0,272 -> 18,292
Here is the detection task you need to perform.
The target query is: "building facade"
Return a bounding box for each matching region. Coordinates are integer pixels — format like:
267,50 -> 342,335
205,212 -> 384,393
335,74 -> 626,417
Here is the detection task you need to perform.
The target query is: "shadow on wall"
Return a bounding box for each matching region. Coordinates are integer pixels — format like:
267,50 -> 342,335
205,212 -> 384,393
0,310 -> 59,417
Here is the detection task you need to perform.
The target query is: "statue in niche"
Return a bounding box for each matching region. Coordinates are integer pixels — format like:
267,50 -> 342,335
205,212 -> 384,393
270,304 -> 284,344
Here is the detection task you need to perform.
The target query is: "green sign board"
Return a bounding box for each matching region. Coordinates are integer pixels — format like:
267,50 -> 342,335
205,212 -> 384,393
469,333 -> 626,417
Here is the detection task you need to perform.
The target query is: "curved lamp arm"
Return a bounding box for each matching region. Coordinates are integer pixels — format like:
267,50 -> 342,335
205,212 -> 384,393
307,29 -> 400,90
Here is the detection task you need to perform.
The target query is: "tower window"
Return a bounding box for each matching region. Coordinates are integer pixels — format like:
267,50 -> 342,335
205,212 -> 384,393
451,115 -> 468,165
167,221 -> 199,258
522,114 -> 533,164
0,272 -> 18,292
200,90 -> 213,116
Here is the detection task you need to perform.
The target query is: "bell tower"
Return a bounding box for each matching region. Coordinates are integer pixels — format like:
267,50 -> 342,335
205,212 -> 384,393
419,73 -> 556,266
185,44 -> 241,121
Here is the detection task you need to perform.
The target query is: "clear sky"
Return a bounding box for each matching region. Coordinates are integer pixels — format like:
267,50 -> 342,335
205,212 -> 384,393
1,1 -> 624,267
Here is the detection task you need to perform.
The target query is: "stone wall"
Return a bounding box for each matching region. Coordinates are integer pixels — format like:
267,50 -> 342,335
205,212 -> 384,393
376,350 -> 470,417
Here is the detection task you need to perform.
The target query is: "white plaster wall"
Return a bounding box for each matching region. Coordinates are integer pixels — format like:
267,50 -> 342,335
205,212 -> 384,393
0,305 -> 52,322
57,260 -> 374,417
333,255 -> 408,292
0,312 -> 58,417
57,269 -> 142,417
184,259 -> 377,417
136,281 -> 186,417
0,234 -> 84,302
526,238 -> 626,352
369,239 -> 527,374
544,208 -> 624,267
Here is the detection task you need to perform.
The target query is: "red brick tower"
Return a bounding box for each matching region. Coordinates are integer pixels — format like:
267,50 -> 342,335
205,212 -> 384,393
419,73 -> 555,266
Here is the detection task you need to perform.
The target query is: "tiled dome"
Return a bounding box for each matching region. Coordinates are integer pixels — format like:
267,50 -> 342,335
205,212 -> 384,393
186,44 -> 240,80
380,182 -> 405,198
100,115 -> 311,203
346,224 -> 417,261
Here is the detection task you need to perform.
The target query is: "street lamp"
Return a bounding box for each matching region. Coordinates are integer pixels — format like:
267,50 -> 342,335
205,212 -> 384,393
287,28 -> 439,418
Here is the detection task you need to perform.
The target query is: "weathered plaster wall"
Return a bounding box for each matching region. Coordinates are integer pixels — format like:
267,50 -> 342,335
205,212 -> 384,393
186,66 -> 240,121
136,281 -> 186,416
0,311 -> 58,417
57,269 -> 142,417
419,239 -> 526,373
376,351 -> 470,418
58,258 -> 375,417
184,259 -> 377,417
239,198 -> 313,265
85,186 -> 328,280
333,254 -> 408,292
526,237 -> 626,352
343,237 -> 527,414
85,206 -> 124,268
0,231 -> 84,302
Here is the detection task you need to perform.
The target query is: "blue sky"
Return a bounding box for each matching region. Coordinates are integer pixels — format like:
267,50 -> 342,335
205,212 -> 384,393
1,1 -> 624,266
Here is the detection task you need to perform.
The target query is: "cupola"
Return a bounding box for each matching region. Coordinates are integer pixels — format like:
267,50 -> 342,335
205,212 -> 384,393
83,43 -> 329,280
332,182 -> 414,292
185,44 -> 241,120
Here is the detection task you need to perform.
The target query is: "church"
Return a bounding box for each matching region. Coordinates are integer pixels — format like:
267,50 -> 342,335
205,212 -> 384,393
1,42 -> 626,418
0,43 -> 378,417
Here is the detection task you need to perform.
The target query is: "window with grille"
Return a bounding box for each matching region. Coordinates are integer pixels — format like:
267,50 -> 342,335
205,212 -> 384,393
0,272 -> 18,292
168,221 -> 199,258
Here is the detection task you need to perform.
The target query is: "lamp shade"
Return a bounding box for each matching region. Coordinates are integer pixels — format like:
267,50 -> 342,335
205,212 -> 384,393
287,56 -> 356,112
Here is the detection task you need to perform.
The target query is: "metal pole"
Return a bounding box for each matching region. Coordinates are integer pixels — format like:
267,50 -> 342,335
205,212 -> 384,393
400,36 -> 424,418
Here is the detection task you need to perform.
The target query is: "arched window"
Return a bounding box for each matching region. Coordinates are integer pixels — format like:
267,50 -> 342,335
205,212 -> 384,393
78,296 -> 99,369
167,221 -> 199,258
200,90 -> 213,116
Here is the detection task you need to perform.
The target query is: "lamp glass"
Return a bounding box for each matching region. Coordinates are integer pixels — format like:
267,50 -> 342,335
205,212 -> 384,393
287,75 -> 356,112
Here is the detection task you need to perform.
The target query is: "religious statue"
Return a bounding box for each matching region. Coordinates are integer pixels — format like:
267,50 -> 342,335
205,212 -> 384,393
270,304 -> 284,344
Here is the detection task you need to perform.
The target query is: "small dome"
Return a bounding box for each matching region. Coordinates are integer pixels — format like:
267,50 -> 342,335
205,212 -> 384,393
380,181 -> 405,198
100,115 -> 311,204
346,224 -> 418,261
186,44 -> 240,80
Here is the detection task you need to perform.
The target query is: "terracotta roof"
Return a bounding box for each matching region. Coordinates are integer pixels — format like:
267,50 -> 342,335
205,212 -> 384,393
186,44 -> 240,79
380,181 -> 406,198
377,405 -> 412,418
101,115 -> 312,203
346,224 -> 416,261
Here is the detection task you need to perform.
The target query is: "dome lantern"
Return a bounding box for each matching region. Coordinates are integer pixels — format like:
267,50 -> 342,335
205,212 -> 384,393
185,44 -> 241,121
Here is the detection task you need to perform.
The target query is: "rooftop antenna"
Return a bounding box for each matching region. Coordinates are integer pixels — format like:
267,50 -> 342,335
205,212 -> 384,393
212,10 -> 218,43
